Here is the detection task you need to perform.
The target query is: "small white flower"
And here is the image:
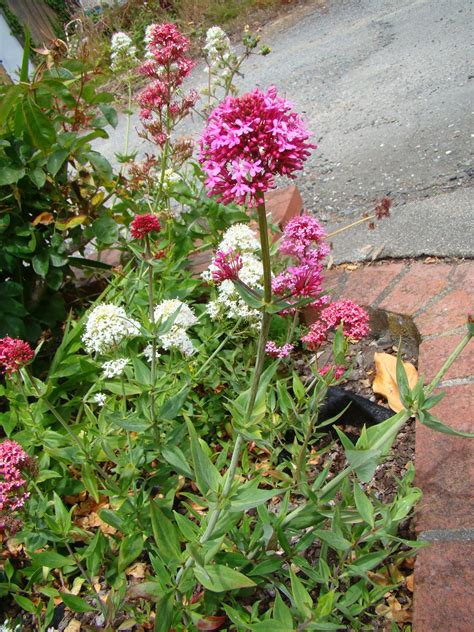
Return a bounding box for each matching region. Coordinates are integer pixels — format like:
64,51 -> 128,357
160,328 -> 196,357
0,621 -> 22,632
102,358 -> 129,379
144,343 -> 161,364
93,392 -> 107,407
110,32 -> 138,72
154,299 -> 197,330
83,304 -> 140,355
219,223 -> 260,254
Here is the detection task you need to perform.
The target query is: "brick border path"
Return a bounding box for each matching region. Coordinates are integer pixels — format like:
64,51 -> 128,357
321,259 -> 473,631
190,186 -> 474,630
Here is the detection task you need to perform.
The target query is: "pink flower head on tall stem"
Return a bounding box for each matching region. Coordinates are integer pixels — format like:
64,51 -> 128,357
199,87 -> 316,206
210,248 -> 243,283
0,337 -> 34,375
130,213 -> 161,239
279,215 -> 330,264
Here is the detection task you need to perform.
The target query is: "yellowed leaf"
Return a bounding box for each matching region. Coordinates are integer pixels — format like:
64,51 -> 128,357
64,620 -> 81,632
372,352 -> 418,412
32,212 -> 54,226
56,214 -> 88,231
126,562 -> 146,579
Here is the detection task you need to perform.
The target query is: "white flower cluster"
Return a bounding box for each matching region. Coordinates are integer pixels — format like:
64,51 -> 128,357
102,358 -> 129,379
204,224 -> 263,326
162,168 -> 181,192
83,304 -> 140,355
0,620 -> 21,632
153,299 -> 197,357
110,32 -> 138,73
203,26 -> 236,86
93,392 -> 107,407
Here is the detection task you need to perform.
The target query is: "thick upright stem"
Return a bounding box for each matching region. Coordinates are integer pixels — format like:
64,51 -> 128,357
145,236 -> 157,429
175,202 -> 273,584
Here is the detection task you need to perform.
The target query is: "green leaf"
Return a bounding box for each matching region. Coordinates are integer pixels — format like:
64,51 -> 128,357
32,251 -> 50,278
60,592 -> 95,613
289,568 -> 313,618
194,564 -> 256,592
273,593 -> 294,627
99,104 -> 118,128
150,502 -> 181,563
0,166 -> 25,185
47,149 -> 69,176
420,412 -> 474,438
316,589 -> 335,618
346,550 -> 390,576
14,594 -> 37,614
92,214 -> 119,244
292,371 -> 306,402
82,463 -> 100,503
233,281 -> 263,309
353,483 -> 375,528
118,534 -> 144,572
20,29 -> 30,82
54,491 -> 72,536
314,529 -> 351,551
396,350 -> 411,408
159,386 -> 190,420
345,448 -> 382,483
22,96 -> 56,150
162,445 -> 193,478
29,167 -> 46,188
154,592 -> 173,632
0,85 -> 21,123
98,508 -> 126,532
84,150 -> 113,181
185,418 -> 221,495
229,480 -> 283,512
31,550 -> 74,569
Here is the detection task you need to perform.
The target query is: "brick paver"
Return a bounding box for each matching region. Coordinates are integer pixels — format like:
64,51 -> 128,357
415,288 -> 473,336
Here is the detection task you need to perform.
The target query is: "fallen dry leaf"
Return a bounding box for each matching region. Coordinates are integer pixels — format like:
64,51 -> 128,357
197,616 -> 227,630
64,620 -> 81,632
372,352 -> 418,412
32,212 -> 54,226
406,573 -> 414,592
126,562 -> 147,579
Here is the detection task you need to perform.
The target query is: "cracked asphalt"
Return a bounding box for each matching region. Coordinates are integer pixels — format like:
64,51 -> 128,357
98,0 -> 473,262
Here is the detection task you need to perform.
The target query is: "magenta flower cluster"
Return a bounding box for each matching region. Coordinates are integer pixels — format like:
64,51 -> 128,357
199,87 -> 315,207
0,337 -> 34,375
302,299 -> 370,350
0,440 -> 34,518
265,341 -> 294,359
138,23 -> 198,146
319,364 -> 346,380
130,213 -> 161,240
211,248 -> 243,283
272,215 -> 330,313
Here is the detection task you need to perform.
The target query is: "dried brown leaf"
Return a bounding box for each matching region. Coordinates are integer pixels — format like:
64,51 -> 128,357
372,352 -> 418,412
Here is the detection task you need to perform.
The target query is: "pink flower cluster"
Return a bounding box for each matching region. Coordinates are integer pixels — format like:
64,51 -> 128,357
211,248 -> 243,283
0,337 -> 34,375
199,87 -> 315,206
272,215 -> 329,313
302,299 -> 370,350
138,24 -> 198,146
265,341 -> 294,359
130,213 -> 161,239
0,440 -> 34,517
319,364 -> 346,380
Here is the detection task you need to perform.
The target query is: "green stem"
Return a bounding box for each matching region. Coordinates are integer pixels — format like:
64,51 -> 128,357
145,236 -> 158,432
175,202 -> 273,584
64,541 -> 107,620
124,78 -> 132,157
425,331 -> 472,395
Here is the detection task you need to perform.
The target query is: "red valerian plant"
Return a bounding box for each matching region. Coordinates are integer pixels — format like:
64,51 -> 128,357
0,440 -> 36,534
130,213 -> 161,239
210,248 -> 243,282
138,23 -> 198,146
0,337 -> 34,375
302,299 -> 370,349
199,86 -> 316,206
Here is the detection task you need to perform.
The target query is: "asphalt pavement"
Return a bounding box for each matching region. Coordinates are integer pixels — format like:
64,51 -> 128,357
97,0 -> 473,263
